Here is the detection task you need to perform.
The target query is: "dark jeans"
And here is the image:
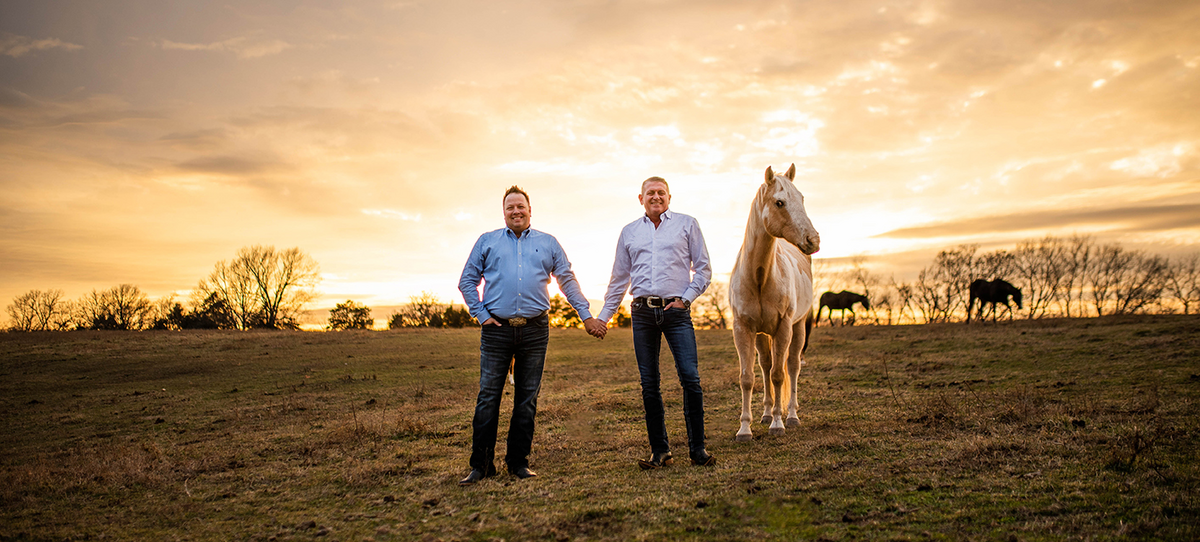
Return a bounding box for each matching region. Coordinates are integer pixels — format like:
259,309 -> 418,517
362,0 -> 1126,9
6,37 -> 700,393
631,300 -> 706,456
469,316 -> 549,474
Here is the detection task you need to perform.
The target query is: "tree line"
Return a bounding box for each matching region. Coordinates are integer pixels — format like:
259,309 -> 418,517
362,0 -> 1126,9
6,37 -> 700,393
817,235 -> 1200,325
369,292 -> 636,330
10,236 -> 1197,332
5,245 -> 319,331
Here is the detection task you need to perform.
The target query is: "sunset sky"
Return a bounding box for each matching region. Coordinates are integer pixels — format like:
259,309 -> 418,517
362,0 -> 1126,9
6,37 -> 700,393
2,0 -> 1199,322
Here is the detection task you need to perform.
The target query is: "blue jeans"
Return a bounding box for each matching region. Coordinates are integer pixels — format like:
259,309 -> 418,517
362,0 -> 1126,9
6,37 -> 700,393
470,316 -> 549,474
631,300 -> 706,456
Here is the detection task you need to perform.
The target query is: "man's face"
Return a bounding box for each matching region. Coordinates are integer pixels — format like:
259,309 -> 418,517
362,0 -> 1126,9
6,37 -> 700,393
638,181 -> 671,216
503,192 -> 531,233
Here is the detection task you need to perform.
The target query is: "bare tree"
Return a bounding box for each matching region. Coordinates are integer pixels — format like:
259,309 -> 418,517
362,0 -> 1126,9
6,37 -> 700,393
845,256 -> 882,324
194,258 -> 259,329
391,291 -> 446,328
5,289 -> 69,331
1165,252 -> 1200,314
108,284 -> 153,330
889,275 -> 917,325
914,266 -> 946,323
50,299 -> 75,330
1013,236 -> 1067,319
1058,235 -> 1095,318
74,284 -> 152,330
74,289 -> 109,330
194,246 -> 320,329
240,246 -> 320,329
694,281 -> 730,329
915,245 -> 978,323
1113,252 -> 1168,315
149,294 -> 181,330
974,249 -> 1017,281
1088,243 -> 1134,316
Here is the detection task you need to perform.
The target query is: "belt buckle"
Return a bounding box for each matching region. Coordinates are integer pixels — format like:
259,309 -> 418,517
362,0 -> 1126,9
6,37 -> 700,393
509,316 -> 527,327
646,296 -> 664,308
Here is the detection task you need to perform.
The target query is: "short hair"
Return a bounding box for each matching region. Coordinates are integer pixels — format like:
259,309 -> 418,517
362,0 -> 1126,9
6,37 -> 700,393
503,185 -> 530,206
641,176 -> 669,194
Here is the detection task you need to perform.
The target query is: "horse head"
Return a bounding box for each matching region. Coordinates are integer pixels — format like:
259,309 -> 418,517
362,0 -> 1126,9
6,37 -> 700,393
759,164 -> 820,255
859,295 -> 870,310
1011,285 -> 1024,310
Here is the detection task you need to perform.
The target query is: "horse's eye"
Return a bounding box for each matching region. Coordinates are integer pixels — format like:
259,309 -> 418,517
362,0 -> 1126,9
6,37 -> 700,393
775,200 -> 785,208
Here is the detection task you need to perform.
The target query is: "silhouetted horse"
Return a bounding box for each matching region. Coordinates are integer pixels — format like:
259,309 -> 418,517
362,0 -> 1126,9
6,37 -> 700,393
967,279 -> 1023,323
816,291 -> 869,326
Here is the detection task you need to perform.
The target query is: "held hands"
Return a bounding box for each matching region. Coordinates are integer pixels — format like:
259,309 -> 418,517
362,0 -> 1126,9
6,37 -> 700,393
482,318 -> 501,326
583,317 -> 607,339
666,299 -> 688,311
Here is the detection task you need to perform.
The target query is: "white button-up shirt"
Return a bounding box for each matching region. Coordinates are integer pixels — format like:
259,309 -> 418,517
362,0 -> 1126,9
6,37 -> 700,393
597,210 -> 711,322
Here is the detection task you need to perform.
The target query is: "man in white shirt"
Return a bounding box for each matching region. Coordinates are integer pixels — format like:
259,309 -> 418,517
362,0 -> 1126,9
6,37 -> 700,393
590,176 -> 715,469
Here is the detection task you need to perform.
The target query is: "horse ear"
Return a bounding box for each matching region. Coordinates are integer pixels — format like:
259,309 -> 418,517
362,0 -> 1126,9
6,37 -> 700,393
764,166 -> 776,184
786,163 -> 796,181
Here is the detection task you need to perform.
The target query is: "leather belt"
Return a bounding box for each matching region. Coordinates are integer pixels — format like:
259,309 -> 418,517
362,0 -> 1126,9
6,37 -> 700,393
633,296 -> 683,308
495,311 -> 548,327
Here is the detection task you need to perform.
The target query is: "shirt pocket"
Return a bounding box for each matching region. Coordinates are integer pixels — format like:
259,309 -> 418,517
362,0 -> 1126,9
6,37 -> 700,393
533,246 -> 557,274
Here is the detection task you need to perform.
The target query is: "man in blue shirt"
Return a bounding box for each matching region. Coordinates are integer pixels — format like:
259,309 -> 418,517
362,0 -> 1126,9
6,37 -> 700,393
595,176 -> 715,469
457,186 -> 603,485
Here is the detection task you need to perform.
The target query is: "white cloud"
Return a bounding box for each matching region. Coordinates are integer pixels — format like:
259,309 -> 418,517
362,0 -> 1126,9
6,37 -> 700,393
1,34 -> 82,57
1109,144 -> 1192,179
161,36 -> 291,59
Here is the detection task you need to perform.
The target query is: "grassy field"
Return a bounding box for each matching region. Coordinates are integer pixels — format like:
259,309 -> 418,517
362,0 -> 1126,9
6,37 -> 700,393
2,315 -> 1198,541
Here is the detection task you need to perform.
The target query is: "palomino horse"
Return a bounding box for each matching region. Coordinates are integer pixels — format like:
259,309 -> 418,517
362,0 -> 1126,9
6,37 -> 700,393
966,279 -> 1023,323
816,290 -> 869,326
729,164 -> 820,441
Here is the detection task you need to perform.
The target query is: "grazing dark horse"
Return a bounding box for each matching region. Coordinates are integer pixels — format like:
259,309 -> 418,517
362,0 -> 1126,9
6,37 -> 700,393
816,291 -> 869,326
967,279 -> 1023,323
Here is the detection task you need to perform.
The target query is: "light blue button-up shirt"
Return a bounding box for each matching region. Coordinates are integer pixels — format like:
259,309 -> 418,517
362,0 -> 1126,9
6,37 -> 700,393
458,227 -> 593,324
597,210 -> 712,322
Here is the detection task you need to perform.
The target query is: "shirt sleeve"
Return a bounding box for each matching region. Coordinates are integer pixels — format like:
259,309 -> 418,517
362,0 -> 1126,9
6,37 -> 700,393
457,235 -> 492,323
549,238 -> 593,321
598,227 -> 633,322
682,217 -> 712,303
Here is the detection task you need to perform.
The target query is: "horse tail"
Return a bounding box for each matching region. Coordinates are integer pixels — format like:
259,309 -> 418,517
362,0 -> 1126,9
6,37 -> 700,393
966,294 -> 974,324
802,309 -> 814,355
814,304 -> 822,326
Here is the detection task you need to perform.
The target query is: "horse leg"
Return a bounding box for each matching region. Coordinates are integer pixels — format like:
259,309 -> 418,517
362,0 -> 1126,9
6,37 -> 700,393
785,319 -> 806,428
733,321 -> 758,442
755,334 -> 773,424
767,324 -> 793,436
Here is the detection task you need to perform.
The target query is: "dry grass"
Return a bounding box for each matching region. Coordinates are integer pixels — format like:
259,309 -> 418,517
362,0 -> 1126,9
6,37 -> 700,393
1,315 -> 1198,540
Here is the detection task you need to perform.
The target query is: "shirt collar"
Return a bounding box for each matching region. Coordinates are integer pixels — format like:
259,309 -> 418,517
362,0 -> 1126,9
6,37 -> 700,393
506,227 -> 533,238
643,210 -> 673,223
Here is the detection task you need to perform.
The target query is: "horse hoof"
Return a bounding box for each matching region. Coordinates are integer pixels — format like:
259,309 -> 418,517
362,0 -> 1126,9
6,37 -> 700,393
760,416 -> 772,424
786,417 -> 801,428
735,433 -> 753,442
768,426 -> 785,436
